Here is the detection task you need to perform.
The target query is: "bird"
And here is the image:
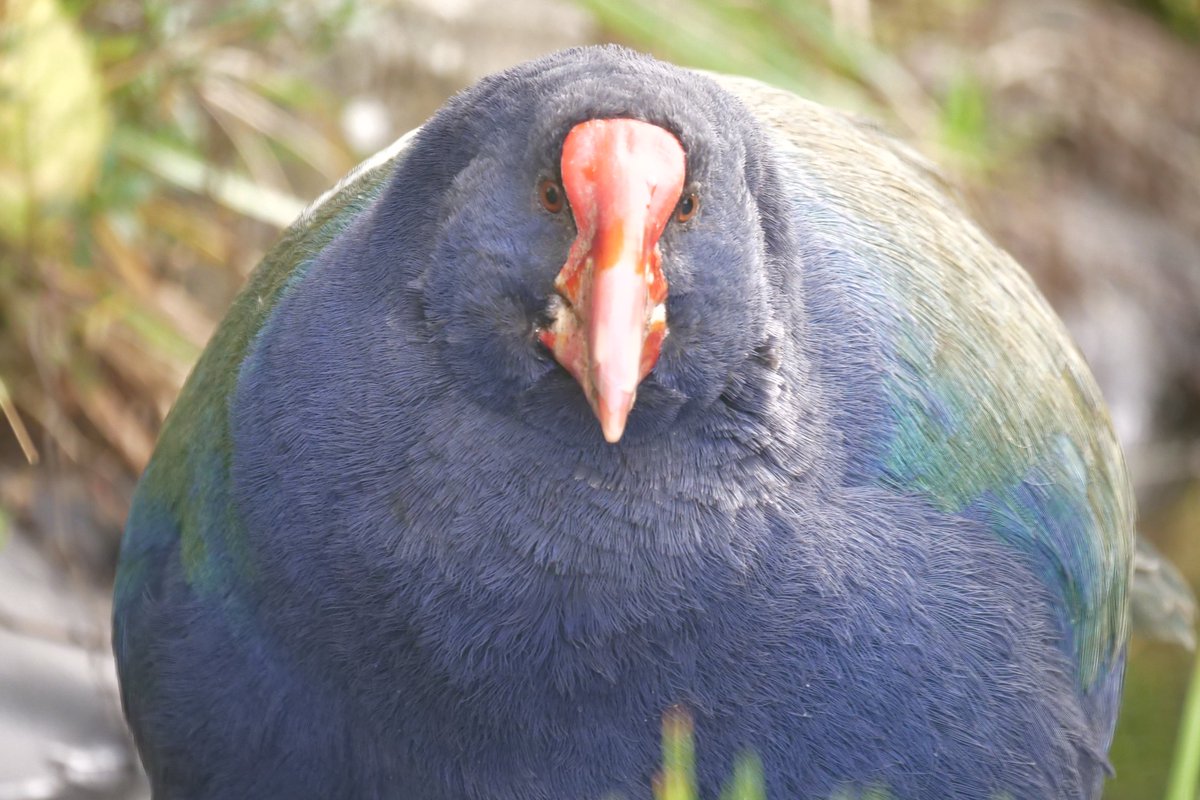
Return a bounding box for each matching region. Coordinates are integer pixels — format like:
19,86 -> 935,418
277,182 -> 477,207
112,46 -> 1134,800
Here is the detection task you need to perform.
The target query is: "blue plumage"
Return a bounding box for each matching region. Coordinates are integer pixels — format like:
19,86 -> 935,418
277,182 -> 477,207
114,47 -> 1133,799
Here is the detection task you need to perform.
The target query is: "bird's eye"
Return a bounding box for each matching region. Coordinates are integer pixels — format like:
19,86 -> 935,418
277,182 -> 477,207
676,192 -> 699,223
538,179 -> 565,213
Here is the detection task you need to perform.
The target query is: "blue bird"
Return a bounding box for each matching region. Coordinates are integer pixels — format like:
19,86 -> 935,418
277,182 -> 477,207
113,46 -> 1134,799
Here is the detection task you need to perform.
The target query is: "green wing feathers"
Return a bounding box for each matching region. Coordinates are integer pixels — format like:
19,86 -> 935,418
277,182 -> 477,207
720,74 -> 1134,694
114,139 -> 411,606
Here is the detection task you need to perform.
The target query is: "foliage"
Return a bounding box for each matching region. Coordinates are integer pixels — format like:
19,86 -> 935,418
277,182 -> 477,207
0,0 -> 110,246
0,0 -> 356,494
573,0 -> 982,163
1166,650 -> 1200,800
650,707 -> 766,800
1128,0 -> 1200,38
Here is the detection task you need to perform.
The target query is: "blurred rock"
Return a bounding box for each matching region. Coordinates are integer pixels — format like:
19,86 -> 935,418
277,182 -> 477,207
0,536 -> 146,800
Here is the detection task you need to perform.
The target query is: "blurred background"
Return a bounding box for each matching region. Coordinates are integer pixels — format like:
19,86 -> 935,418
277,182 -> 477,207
1,0 -> 1197,797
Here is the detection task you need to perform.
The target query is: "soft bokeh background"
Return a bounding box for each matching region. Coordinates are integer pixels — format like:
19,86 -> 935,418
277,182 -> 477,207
1,0 -> 1197,797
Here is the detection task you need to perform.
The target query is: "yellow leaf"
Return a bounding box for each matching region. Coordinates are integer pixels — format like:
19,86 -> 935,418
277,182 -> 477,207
0,0 -> 110,244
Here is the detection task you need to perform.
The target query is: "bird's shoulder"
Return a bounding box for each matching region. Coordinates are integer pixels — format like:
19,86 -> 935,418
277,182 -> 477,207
114,133 -> 418,610
714,72 -> 1133,719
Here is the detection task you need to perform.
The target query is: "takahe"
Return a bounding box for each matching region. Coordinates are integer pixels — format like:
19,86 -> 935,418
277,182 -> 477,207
113,46 -> 1134,800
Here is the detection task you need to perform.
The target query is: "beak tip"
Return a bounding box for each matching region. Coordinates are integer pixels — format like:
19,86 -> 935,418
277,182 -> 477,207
596,393 -> 634,444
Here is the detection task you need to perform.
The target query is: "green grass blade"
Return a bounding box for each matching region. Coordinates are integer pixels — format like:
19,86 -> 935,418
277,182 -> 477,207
112,129 -> 307,228
1166,651 -> 1200,800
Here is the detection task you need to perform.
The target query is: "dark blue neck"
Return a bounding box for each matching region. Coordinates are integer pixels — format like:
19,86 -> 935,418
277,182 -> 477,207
227,196 -> 832,688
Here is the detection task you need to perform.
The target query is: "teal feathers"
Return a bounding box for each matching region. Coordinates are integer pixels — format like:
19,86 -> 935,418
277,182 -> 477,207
722,74 -> 1132,698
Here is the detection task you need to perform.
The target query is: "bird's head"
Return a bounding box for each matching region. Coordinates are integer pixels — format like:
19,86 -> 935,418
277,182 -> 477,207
394,46 -> 788,446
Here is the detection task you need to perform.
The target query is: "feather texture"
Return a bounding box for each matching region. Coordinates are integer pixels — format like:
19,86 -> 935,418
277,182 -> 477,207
718,74 -> 1132,724
113,47 -> 1134,800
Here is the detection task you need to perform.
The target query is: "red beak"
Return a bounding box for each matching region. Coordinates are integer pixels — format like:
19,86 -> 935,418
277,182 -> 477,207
538,119 -> 686,443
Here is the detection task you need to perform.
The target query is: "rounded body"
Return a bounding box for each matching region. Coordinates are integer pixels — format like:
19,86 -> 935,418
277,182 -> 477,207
114,48 -> 1133,800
